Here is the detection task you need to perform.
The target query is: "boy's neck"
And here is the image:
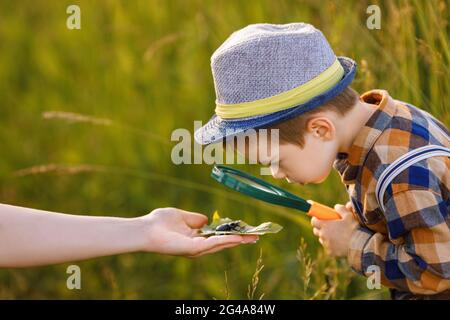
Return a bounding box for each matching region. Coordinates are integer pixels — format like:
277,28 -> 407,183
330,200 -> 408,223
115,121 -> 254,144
337,99 -> 378,154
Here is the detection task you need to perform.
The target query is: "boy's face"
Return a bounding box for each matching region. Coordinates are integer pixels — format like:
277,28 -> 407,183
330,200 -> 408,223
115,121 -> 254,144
242,116 -> 340,185
267,136 -> 339,185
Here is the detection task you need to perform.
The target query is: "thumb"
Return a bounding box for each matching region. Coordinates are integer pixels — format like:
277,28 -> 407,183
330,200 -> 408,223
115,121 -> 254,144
179,210 -> 208,228
334,203 -> 351,218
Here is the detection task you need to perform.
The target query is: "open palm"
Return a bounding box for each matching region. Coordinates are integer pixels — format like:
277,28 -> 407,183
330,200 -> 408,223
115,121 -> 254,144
141,208 -> 258,257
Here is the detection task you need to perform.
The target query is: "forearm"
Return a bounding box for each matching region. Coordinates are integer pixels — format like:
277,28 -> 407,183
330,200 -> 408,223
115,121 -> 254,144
0,204 -> 146,268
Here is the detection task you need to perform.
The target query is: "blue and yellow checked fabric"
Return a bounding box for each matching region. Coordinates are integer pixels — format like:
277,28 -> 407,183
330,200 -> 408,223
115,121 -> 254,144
333,89 -> 450,297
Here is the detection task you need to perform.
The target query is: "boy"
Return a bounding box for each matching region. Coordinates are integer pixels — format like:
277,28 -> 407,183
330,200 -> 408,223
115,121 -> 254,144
194,23 -> 450,299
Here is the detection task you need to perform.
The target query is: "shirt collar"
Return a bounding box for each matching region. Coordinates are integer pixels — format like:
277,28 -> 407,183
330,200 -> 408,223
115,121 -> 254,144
333,89 -> 397,185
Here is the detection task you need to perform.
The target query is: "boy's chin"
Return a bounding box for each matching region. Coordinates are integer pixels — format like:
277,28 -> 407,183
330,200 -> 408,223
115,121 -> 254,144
291,172 -> 330,185
311,174 -> 330,184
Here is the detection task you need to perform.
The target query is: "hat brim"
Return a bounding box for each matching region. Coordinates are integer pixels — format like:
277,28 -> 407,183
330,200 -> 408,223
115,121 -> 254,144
195,56 -> 356,145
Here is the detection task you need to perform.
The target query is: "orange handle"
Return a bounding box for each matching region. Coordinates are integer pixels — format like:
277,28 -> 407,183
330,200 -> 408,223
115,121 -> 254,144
307,200 -> 341,220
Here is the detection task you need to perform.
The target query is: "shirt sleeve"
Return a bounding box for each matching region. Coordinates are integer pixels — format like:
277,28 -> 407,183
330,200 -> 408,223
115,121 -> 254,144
347,188 -> 450,294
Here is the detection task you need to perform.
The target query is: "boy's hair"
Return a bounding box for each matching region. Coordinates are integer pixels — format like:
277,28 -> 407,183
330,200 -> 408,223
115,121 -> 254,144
222,87 -> 359,151
267,86 -> 359,147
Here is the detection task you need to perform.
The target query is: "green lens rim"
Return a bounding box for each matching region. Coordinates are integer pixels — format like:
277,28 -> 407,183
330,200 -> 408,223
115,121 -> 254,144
211,165 -> 311,212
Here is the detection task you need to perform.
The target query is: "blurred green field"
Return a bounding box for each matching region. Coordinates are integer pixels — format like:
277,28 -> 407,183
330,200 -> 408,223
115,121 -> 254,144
0,0 -> 448,299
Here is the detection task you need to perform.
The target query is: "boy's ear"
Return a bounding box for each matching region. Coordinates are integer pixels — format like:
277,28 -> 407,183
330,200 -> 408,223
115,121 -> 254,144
306,116 -> 335,140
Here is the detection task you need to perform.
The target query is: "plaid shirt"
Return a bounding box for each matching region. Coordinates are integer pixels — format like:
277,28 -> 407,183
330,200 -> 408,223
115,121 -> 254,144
333,89 -> 450,296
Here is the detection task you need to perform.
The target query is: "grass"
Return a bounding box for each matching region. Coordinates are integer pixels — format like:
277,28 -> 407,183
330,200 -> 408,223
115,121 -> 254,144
0,0 -> 447,299
247,249 -> 265,300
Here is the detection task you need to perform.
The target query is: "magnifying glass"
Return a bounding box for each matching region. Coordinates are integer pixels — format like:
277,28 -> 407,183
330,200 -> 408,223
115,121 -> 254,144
211,165 -> 341,220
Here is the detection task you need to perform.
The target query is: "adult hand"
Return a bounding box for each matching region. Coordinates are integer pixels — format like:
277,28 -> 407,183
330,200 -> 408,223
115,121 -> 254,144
140,207 -> 259,258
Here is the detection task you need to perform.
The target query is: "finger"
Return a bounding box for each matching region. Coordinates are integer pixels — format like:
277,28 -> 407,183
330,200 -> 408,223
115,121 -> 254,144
188,235 -> 258,257
195,234 -> 244,252
319,237 -> 330,250
345,201 -> 353,211
310,217 -> 322,229
312,227 -> 321,237
240,235 -> 259,243
189,234 -> 258,256
178,210 -> 209,228
334,204 -> 350,217
189,242 -> 242,258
